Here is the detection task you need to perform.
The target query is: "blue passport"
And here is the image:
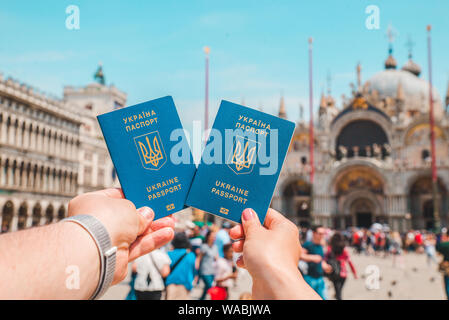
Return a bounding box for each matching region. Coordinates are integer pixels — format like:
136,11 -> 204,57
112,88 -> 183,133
186,100 -> 295,224
97,96 -> 196,219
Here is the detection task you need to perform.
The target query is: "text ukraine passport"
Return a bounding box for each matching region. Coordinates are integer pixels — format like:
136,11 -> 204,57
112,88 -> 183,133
97,96 -> 196,219
186,100 -> 295,224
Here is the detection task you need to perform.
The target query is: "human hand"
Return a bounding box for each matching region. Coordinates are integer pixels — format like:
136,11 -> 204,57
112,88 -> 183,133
229,208 -> 321,299
322,261 -> 332,274
68,188 -> 175,284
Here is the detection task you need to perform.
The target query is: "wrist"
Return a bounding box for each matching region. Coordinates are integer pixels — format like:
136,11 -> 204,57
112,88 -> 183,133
252,263 -> 320,300
58,220 -> 100,299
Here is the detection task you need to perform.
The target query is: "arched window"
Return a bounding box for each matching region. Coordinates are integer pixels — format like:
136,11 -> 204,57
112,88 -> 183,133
45,204 -> 54,224
32,203 -> 42,227
336,120 -> 388,159
1,201 -> 14,233
57,205 -> 65,221
17,202 -> 28,230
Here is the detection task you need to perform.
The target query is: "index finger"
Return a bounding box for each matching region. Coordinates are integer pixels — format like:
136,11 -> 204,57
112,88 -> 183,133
263,208 -> 288,230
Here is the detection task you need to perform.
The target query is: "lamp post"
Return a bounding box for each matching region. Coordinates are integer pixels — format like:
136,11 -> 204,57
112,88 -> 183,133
426,25 -> 440,232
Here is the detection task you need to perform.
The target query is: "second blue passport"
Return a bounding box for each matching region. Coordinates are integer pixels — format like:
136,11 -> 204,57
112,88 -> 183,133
186,100 -> 295,224
97,96 -> 196,220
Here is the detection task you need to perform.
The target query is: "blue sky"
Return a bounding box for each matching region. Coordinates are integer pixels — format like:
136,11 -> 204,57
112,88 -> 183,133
0,0 -> 448,129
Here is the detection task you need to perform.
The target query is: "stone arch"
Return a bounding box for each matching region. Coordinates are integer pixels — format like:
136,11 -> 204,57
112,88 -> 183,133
402,118 -> 447,145
406,174 -> 448,230
45,204 -> 54,224
330,165 -> 387,229
333,165 -> 385,195
57,205 -> 66,221
279,176 -> 312,227
1,200 -> 14,233
330,109 -> 393,152
17,202 -> 28,230
326,160 -> 389,196
32,203 -> 42,227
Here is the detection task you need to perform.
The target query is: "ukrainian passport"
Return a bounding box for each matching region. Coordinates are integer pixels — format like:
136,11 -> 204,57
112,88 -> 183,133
97,96 -> 196,219
186,100 -> 295,224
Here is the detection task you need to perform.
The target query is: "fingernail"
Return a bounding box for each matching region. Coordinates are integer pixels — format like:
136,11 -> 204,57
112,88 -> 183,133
137,207 -> 154,220
242,208 -> 256,221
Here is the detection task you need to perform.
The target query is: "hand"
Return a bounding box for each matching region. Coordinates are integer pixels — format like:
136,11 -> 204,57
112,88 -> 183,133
322,261 -> 332,274
68,188 -> 175,284
230,208 -> 321,299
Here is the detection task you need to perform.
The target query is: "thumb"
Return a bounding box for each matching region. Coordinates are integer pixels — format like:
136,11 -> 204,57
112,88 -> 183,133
241,208 -> 262,238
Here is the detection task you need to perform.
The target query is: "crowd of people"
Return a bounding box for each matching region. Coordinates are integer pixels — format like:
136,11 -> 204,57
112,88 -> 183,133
127,211 -> 449,301
297,224 -> 449,300
128,220 -> 245,300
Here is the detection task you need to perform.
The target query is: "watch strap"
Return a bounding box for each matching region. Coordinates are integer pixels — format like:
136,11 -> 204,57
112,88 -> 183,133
63,215 -> 117,300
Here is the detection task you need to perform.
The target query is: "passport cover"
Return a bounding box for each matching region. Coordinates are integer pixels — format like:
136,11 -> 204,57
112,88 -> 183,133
97,96 -> 196,219
186,100 -> 295,224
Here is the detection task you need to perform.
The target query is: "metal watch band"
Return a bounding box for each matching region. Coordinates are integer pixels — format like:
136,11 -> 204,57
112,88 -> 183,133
63,215 -> 117,300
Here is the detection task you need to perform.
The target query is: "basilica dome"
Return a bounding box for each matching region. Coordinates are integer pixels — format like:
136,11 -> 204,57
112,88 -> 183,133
365,68 -> 443,118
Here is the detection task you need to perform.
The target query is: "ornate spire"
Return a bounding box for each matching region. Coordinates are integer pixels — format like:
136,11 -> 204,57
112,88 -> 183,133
402,35 -> 421,76
319,92 -> 327,108
94,62 -> 105,85
278,94 -> 287,119
385,24 -> 397,70
356,63 -> 362,90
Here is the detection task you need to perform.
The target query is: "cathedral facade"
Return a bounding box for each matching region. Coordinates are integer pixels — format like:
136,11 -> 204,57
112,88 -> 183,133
0,66 -> 126,233
272,51 -> 449,232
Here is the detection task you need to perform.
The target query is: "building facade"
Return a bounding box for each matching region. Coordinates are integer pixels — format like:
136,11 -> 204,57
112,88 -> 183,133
0,66 -> 126,233
272,51 -> 449,232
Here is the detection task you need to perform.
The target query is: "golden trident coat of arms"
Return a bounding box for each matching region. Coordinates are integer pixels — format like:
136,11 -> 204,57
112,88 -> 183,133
227,136 -> 259,175
134,131 -> 167,170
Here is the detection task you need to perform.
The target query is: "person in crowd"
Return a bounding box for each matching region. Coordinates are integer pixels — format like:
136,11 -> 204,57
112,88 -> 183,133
299,225 -> 332,299
436,231 -> 449,300
352,228 -> 363,254
132,248 -> 171,300
213,243 -> 238,299
365,230 -> 375,255
189,224 -> 205,256
198,229 -> 219,300
405,230 -> 416,252
215,221 -> 232,258
424,233 -> 438,267
165,232 -> 197,300
0,188 -> 175,299
415,230 -> 424,253
325,232 -> 357,300
390,231 -> 404,268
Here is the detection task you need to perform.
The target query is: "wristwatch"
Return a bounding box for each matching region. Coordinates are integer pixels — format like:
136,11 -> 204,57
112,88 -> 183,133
63,215 -> 117,300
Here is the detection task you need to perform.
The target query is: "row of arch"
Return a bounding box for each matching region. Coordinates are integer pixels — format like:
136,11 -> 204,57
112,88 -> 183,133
280,164 -> 449,230
1,201 -> 66,233
0,112 -> 80,161
0,156 -> 78,195
292,110 -> 447,156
